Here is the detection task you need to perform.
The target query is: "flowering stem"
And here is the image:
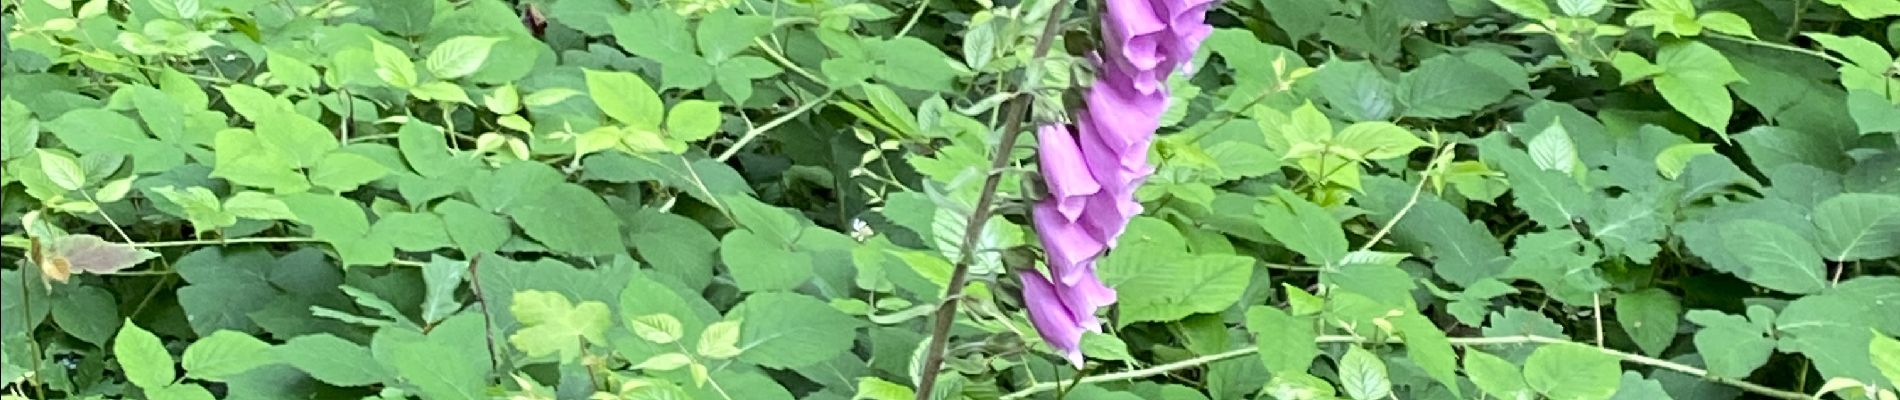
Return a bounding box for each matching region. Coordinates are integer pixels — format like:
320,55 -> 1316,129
998,335 -> 1811,400
912,0 -> 1073,397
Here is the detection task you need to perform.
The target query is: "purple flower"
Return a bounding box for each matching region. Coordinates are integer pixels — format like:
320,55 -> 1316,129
1019,0 -> 1211,366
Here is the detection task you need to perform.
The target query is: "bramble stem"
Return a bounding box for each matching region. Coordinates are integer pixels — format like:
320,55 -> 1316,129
997,335 -> 1811,400
912,0 -> 1073,397
714,91 -> 835,162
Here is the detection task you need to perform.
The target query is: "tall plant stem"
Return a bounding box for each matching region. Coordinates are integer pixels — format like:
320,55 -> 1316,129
999,335 -> 1811,400
912,0 -> 1072,397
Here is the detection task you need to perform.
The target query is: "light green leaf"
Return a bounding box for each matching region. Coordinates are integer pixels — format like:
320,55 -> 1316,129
1246,306 -> 1318,376
1653,41 -> 1742,135
252,112 -> 339,168
585,69 -> 664,129
632,314 -> 685,344
426,36 -> 502,80
633,353 -> 693,371
0,98 -> 37,161
1080,332 -> 1135,362
223,191 -> 295,221
1558,0 -> 1604,15
1104,245 -> 1254,324
1874,332 -> 1900,387
1465,350 -> 1532,400
696,320 -> 742,359
1813,193 -> 1900,261
309,152 -> 389,193
666,100 -> 723,142
371,39 -> 417,88
509,290 -> 613,363
505,181 -> 625,257
153,186 -> 236,234
1612,52 -> 1665,84
1820,0 -> 1900,20
732,292 -> 862,369
1338,347 -> 1391,400
1654,143 -> 1716,179
1490,0 -> 1552,19
1393,313 -> 1461,396
410,81 -> 472,104
266,49 -> 319,89
36,149 -> 85,191
1527,122 -> 1578,174
1720,219 -> 1828,294
855,377 -> 917,400
1333,122 -> 1427,160
436,200 -> 510,254
114,320 -> 174,389
182,330 -> 275,381
1524,342 -> 1621,400
1696,12 -> 1755,39
1615,288 -> 1681,356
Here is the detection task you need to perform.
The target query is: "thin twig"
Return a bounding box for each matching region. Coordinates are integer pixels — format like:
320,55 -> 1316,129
467,255 -> 501,371
895,0 -> 930,38
714,91 -> 836,162
1357,144 -> 1452,252
913,0 -> 1073,397
999,335 -> 1811,400
1703,33 -> 1849,66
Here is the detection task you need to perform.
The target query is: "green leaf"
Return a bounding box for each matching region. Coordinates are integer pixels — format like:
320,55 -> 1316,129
36,149 -> 84,191
666,100 -> 723,142
223,192 -> 296,221
182,330 -> 275,381
1696,12 -> 1755,39
436,200 -> 510,254
610,9 -> 714,90
586,69 -> 664,129
505,180 -> 624,257
114,320 -> 175,389
266,49 -> 319,89
1686,307 -> 1776,378
697,320 -> 743,359
1558,0 -> 1604,15
282,193 -> 392,266
1653,41 -> 1742,135
1612,52 -> 1665,84
1614,288 -> 1681,356
146,384 -> 215,400
371,39 -> 418,88
509,290 -> 613,363
628,210 -> 720,290
0,97 -> 37,161
1719,219 -> 1828,294
1357,176 -> 1511,286
45,109 -> 185,173
420,257 -> 468,324
731,292 -> 862,369
1338,346 -> 1391,400
367,0 -> 433,36
1848,90 -> 1900,135
631,313 -> 685,344
1874,332 -> 1900,387
1654,143 -> 1716,179
633,353 -> 693,371
721,230 -> 815,292
1398,54 -> 1515,118
1820,0 -> 1900,19
1813,193 -> 1900,261
1080,332 -> 1135,362
1246,306 -> 1318,376
1256,190 -> 1348,267
1526,122 -> 1578,174
154,186 -> 238,233
1333,122 -> 1427,160
370,212 -> 451,252
1490,0 -> 1552,19
696,10 -> 774,62
1464,350 -> 1532,400
49,286 -> 119,347
1309,61 -> 1397,122
252,112 -> 340,168
410,81 -> 472,104
426,36 -> 502,80
309,152 -> 389,193
1393,313 -> 1461,396
1103,244 -> 1254,324
1524,342 -> 1621,400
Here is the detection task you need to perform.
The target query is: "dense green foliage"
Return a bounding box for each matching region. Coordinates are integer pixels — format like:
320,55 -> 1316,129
2,0 -> 1900,399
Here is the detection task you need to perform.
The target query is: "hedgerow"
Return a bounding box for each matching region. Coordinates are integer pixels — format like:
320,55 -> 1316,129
2,0 -> 1898,399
